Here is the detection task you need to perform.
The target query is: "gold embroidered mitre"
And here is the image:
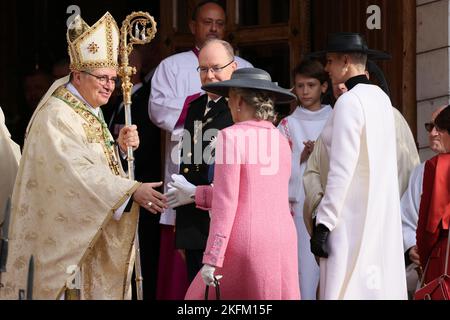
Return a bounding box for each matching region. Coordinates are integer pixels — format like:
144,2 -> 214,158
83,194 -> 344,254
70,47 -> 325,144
67,12 -> 119,71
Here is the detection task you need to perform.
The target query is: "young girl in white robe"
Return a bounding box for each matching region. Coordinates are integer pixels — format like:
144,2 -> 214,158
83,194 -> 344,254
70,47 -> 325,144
278,60 -> 332,299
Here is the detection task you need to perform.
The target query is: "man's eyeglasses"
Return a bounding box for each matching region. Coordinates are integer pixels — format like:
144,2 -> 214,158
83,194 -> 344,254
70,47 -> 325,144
82,71 -> 118,86
197,60 -> 234,75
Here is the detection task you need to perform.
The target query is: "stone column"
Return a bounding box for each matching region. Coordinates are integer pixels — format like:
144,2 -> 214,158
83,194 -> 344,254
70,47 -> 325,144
417,0 -> 450,160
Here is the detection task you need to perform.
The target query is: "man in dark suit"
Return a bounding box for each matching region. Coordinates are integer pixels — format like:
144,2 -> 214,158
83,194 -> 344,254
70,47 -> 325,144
105,49 -> 162,299
175,39 -> 237,281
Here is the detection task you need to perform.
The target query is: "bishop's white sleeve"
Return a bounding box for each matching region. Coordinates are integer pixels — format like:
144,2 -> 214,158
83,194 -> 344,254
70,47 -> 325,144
400,163 -> 424,252
316,93 -> 364,231
149,59 -> 187,133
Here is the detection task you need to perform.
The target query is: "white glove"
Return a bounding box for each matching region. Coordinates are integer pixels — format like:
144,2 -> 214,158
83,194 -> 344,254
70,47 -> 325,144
201,264 -> 223,287
165,187 -> 195,208
164,174 -> 197,208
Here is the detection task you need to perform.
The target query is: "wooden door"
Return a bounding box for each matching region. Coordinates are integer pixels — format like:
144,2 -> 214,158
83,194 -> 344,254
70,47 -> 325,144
311,0 -> 417,138
159,0 -> 311,118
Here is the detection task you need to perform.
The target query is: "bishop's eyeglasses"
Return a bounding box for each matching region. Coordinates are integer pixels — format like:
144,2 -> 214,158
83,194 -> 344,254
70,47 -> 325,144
83,71 -> 119,86
197,60 -> 234,75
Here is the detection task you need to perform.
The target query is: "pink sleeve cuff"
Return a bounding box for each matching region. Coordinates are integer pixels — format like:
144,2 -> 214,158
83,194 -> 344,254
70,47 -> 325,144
195,185 -> 213,211
203,234 -> 226,267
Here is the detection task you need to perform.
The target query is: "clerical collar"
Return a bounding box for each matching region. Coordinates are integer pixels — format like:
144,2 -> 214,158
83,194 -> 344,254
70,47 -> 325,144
66,82 -> 99,117
345,75 -> 371,91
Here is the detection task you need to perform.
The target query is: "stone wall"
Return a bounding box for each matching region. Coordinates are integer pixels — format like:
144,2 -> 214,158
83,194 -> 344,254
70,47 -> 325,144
417,0 -> 450,160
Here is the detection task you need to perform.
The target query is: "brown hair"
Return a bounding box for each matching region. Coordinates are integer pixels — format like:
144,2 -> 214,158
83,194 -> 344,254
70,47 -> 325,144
292,60 -> 328,85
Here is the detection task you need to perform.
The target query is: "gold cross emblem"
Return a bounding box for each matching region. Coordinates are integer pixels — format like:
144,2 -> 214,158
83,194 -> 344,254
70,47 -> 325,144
87,42 -> 99,54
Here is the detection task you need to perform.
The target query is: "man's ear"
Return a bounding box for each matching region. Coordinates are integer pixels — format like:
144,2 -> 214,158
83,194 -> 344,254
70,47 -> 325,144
189,20 -> 196,36
343,54 -> 349,67
230,61 -> 237,72
321,81 -> 329,94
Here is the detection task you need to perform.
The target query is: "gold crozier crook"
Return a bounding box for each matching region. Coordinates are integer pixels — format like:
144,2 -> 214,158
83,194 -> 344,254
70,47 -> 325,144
118,11 -> 157,300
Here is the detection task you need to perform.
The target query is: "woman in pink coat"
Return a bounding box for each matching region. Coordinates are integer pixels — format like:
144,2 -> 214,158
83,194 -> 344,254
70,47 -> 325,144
168,68 -> 300,300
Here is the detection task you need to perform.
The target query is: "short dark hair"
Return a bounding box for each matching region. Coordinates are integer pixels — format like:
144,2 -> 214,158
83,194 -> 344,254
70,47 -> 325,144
292,60 -> 328,84
435,105 -> 450,134
192,0 -> 225,21
335,52 -> 367,67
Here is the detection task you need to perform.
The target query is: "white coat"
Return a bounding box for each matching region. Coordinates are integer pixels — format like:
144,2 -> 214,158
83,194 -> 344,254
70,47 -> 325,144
316,84 -> 407,300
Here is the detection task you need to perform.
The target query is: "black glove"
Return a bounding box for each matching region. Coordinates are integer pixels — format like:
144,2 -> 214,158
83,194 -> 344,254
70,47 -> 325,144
310,224 -> 330,258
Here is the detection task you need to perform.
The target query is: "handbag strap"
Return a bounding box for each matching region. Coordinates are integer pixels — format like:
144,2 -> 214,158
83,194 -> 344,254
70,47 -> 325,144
444,229 -> 450,276
420,228 -> 450,287
204,278 -> 221,300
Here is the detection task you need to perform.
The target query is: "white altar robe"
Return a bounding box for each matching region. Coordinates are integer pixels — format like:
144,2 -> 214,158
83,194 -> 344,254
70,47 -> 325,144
401,163 -> 425,252
278,105 -> 332,299
400,162 -> 425,297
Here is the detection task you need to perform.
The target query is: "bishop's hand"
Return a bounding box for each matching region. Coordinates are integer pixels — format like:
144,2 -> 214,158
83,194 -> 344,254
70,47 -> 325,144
118,125 -> 139,153
133,182 -> 167,214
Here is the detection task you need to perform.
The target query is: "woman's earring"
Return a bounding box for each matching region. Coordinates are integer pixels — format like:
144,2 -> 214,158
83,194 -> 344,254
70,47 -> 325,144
237,108 -> 241,112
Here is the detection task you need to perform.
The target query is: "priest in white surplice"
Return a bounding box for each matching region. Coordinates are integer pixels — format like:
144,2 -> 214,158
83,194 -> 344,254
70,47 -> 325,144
309,33 -> 407,299
149,1 -> 252,227
401,106 -> 446,298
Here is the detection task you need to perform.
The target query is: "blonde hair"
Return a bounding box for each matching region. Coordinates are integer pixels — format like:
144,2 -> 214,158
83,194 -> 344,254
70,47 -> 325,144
232,88 -> 277,122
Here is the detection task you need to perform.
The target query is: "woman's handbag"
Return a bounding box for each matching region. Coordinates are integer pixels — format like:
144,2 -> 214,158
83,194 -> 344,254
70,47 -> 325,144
414,230 -> 450,300
204,277 -> 221,300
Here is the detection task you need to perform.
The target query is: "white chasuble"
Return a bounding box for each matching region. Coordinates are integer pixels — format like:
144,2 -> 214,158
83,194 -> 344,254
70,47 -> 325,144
0,86 -> 140,299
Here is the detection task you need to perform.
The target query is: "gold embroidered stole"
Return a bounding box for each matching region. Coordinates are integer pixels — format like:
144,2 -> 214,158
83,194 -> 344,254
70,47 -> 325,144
52,86 -> 121,175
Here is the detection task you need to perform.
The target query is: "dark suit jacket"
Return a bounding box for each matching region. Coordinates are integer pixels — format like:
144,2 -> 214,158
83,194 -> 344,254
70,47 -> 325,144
175,94 -> 233,250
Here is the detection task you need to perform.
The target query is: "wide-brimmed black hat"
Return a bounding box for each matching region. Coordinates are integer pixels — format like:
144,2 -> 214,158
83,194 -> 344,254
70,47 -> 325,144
201,68 -> 296,104
308,32 -> 391,60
